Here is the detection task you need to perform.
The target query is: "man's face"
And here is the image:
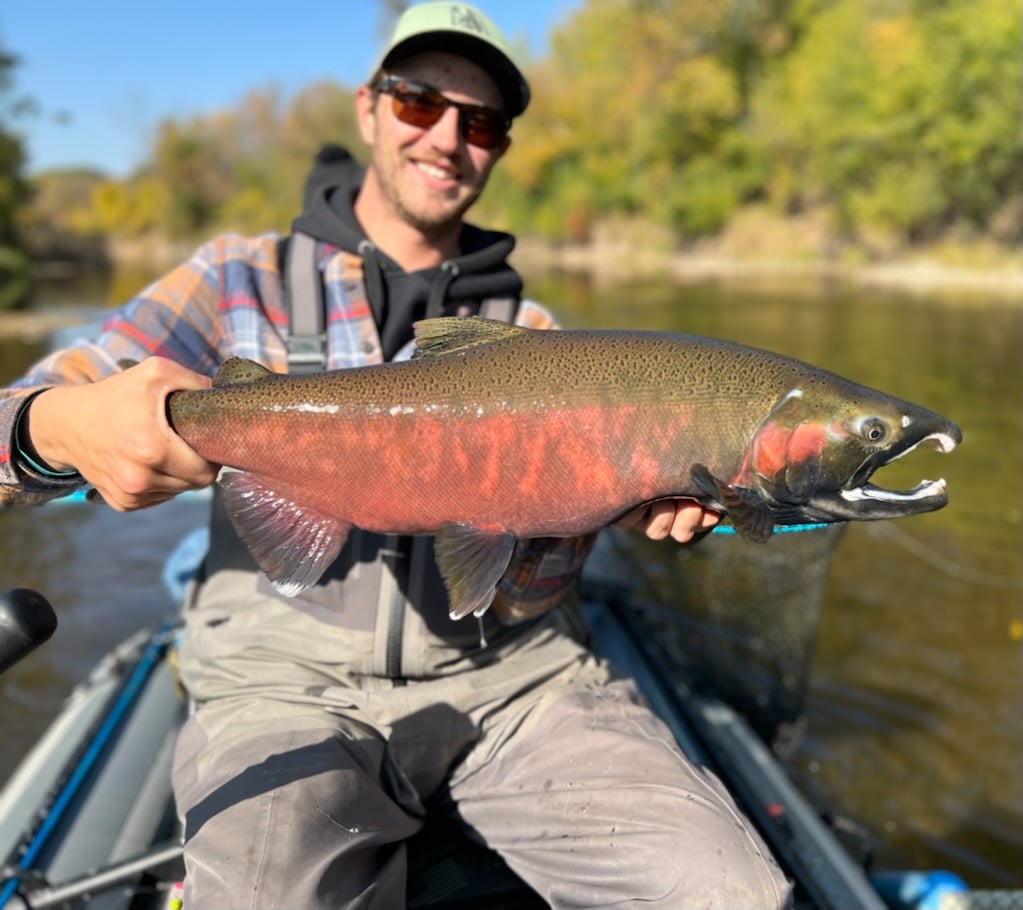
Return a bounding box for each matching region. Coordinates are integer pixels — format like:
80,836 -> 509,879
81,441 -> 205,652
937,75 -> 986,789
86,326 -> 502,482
356,51 -> 511,237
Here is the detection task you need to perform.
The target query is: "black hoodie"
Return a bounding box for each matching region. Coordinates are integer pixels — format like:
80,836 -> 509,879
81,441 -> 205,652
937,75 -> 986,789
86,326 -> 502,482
290,145 -> 523,361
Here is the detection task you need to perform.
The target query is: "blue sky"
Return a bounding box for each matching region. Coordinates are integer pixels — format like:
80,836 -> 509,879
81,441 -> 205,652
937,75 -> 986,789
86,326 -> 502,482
1,1 -> 579,177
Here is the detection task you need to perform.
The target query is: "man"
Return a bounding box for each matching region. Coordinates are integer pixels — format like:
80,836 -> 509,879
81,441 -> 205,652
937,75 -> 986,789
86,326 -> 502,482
0,4 -> 791,907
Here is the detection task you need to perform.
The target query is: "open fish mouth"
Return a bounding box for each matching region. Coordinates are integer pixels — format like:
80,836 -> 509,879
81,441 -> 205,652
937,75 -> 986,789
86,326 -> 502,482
807,425 -> 960,522
840,476 -> 948,506
844,425 -> 960,492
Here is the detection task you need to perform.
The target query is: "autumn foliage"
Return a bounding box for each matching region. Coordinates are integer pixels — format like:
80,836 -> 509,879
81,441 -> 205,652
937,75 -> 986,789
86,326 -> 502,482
10,0 -> 1023,268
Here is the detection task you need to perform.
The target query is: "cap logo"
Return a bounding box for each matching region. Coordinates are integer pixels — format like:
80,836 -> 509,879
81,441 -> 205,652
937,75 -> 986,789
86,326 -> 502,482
450,5 -> 491,38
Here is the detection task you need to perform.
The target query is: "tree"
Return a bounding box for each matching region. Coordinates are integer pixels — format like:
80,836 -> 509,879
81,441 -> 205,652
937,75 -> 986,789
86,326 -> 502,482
488,0 -> 792,239
0,39 -> 33,308
137,82 -> 361,239
749,0 -> 1023,242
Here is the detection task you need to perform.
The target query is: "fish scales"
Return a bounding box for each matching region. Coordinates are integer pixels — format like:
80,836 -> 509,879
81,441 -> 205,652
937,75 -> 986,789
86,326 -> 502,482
165,317 -> 961,618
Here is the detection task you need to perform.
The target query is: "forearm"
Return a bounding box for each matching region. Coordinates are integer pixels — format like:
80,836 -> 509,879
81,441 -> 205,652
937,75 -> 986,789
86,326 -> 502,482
0,393 -> 87,506
0,335 -> 148,498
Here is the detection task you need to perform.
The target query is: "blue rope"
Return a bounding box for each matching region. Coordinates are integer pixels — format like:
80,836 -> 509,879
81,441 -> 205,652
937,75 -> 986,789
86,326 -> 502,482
712,522 -> 832,535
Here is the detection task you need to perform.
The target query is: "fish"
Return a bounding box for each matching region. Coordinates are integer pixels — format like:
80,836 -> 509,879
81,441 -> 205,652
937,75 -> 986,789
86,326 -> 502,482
165,316 -> 962,619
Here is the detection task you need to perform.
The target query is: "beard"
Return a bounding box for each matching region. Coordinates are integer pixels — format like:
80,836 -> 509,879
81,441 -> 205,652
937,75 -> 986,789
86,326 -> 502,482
393,187 -> 482,237
373,145 -> 489,239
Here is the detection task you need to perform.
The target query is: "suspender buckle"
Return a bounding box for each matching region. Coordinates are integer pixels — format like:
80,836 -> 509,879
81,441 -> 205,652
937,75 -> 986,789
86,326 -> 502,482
287,333 -> 328,374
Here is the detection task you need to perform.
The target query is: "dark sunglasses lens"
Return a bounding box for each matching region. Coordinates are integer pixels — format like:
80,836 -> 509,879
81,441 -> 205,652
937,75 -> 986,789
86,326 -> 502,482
462,112 -> 506,149
392,88 -> 447,129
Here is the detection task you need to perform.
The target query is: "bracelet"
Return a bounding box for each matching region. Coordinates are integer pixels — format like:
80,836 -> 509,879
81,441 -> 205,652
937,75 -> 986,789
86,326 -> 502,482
13,393 -> 82,479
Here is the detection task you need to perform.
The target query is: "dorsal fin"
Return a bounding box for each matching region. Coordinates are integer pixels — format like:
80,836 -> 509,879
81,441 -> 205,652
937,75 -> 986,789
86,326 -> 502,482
412,316 -> 526,359
213,357 -> 275,387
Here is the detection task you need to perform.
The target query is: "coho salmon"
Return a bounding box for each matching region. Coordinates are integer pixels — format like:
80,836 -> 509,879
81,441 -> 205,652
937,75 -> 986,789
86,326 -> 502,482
166,317 -> 962,619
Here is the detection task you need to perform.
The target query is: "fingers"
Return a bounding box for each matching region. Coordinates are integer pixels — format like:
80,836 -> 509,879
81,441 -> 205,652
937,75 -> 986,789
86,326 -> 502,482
130,359 -> 218,489
28,357 -> 219,512
102,361 -> 219,508
616,499 -> 722,544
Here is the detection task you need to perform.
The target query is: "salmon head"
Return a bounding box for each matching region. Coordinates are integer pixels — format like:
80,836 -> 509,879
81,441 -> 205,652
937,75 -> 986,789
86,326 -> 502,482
692,378 -> 962,542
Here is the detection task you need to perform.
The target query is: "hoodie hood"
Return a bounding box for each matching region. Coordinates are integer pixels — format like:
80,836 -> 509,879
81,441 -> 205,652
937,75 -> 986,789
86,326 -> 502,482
290,145 -> 523,359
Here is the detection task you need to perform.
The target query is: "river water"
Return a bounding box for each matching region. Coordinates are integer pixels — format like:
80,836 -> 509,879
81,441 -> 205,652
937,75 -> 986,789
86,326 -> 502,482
0,269 -> 1020,889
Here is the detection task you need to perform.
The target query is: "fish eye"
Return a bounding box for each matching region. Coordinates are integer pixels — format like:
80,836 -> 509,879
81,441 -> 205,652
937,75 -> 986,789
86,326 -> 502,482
856,417 -> 888,443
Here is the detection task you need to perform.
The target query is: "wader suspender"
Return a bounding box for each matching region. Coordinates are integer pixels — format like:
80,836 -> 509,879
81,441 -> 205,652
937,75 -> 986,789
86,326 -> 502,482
284,231 -> 327,374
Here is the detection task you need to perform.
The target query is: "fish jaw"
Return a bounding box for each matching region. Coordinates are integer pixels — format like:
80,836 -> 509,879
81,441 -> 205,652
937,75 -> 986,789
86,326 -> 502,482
804,477 -> 949,522
801,422 -> 961,522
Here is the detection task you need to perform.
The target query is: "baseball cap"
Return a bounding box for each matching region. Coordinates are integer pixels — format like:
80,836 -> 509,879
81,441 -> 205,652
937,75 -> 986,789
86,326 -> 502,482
375,2 -> 531,117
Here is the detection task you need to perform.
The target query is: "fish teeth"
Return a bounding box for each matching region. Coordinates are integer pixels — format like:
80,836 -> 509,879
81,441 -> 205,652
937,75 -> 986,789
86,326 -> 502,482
841,478 -> 947,503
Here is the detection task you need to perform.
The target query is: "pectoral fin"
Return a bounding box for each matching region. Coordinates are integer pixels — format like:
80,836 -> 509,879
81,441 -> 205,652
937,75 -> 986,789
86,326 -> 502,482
220,469 -> 349,595
435,523 -> 517,620
690,464 -> 775,543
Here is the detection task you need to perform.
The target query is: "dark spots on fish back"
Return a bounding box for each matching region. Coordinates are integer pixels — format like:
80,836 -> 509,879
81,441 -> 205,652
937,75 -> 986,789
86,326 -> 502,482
394,328 -> 814,406
171,326 -> 842,423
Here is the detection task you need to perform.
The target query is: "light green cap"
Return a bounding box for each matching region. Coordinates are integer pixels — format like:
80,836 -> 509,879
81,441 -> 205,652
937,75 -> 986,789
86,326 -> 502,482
377,2 -> 530,117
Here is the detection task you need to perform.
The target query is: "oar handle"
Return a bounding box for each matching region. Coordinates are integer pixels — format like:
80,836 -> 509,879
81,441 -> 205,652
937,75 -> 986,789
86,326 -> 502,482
0,588 -> 57,674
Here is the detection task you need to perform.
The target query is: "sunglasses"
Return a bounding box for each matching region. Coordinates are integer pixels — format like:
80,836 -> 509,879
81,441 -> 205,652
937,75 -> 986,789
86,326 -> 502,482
372,75 -> 510,150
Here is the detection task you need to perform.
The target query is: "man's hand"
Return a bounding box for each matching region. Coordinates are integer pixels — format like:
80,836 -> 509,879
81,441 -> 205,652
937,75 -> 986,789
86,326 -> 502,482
24,357 -> 219,511
615,499 -> 721,543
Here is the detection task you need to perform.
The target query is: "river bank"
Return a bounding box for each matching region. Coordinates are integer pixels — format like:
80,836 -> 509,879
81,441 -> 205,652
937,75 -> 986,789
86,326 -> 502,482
510,207 -> 1020,298
514,239 -> 1022,299
512,210 -> 1021,300
88,219 -> 1023,301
